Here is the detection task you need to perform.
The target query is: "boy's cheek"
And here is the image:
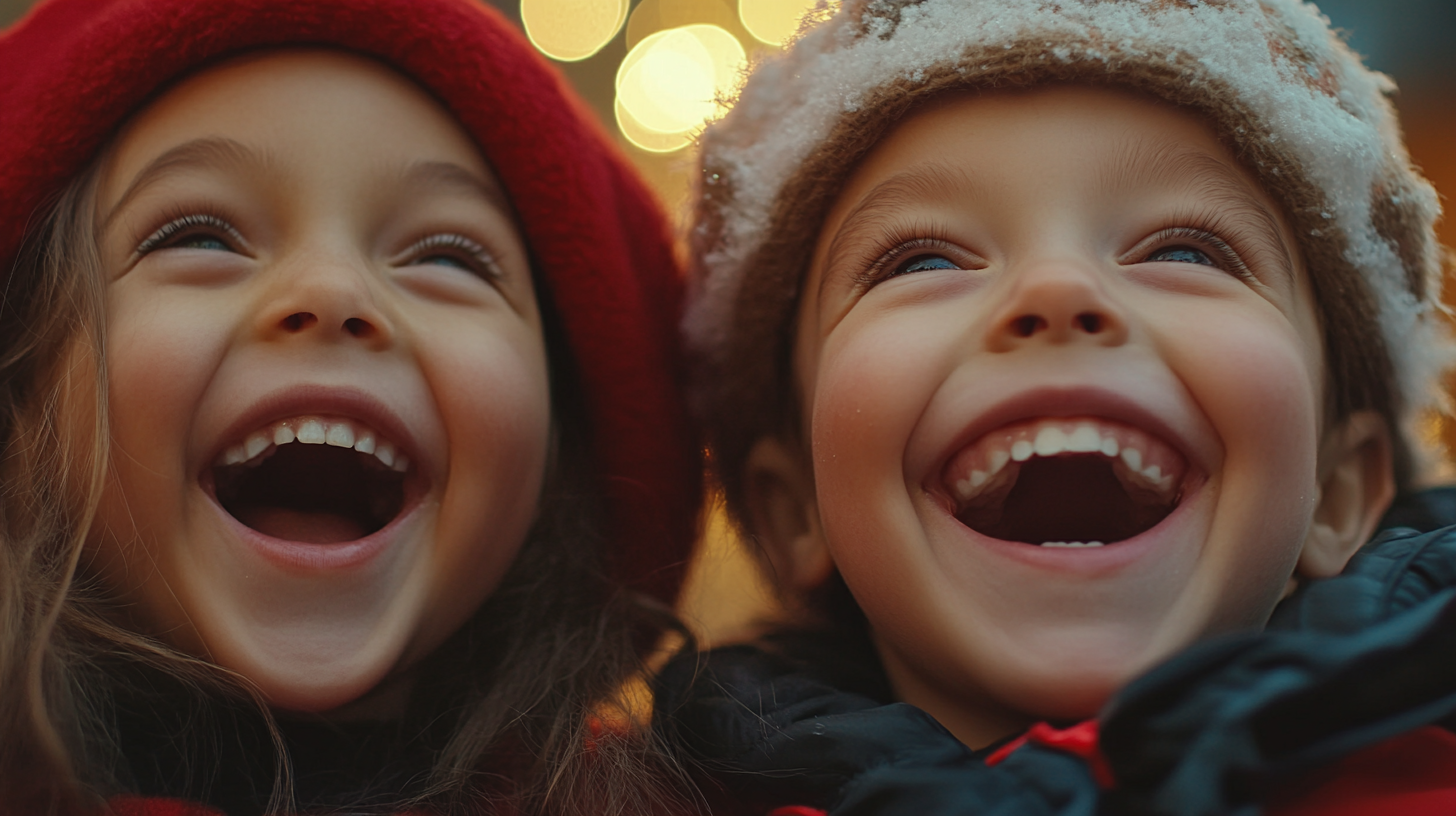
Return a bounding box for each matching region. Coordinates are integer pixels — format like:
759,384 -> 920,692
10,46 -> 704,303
804,330 -> 930,489
1171,315 -> 1323,493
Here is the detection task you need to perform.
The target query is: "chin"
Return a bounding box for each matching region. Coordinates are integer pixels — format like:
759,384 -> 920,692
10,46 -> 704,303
220,639 -> 402,713
188,593 -> 419,713
993,643 -> 1156,722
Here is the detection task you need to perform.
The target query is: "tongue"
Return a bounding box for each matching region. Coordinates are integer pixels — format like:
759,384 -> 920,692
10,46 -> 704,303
234,506 -> 369,544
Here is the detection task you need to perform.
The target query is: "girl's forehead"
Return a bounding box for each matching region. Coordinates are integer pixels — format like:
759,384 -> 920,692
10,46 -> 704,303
98,49 -> 496,212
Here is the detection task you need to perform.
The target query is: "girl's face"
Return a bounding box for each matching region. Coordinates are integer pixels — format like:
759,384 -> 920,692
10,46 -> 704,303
87,50 -> 552,712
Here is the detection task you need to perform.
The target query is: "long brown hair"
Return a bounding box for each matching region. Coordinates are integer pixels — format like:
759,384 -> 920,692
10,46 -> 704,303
0,162 -> 698,815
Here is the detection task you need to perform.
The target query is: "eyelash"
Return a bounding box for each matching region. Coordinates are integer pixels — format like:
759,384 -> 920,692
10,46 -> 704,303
135,212 -> 244,256
853,231 -> 971,289
402,233 -> 503,280
854,224 -> 1256,289
1137,226 -> 1255,281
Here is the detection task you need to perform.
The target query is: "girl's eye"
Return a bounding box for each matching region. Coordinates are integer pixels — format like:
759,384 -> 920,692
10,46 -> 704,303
173,234 -> 231,252
1145,245 -> 1216,267
403,233 -> 502,280
136,214 -> 243,256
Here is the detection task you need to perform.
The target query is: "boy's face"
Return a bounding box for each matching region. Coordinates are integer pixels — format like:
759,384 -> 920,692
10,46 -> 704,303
87,50 -> 551,712
768,86 -> 1390,744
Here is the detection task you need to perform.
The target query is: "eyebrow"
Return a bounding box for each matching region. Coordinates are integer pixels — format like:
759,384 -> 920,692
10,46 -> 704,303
393,159 -> 511,215
100,137 -> 264,234
819,162 -> 967,298
103,139 -> 512,235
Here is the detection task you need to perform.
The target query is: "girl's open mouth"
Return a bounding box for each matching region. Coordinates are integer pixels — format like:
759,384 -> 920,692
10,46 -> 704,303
941,417 -> 1189,547
208,416 -> 417,544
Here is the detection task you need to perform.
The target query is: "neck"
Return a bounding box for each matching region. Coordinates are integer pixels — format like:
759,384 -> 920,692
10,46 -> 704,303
873,632 -> 1036,750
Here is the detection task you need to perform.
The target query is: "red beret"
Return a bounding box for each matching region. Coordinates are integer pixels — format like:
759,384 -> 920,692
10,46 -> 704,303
0,0 -> 700,606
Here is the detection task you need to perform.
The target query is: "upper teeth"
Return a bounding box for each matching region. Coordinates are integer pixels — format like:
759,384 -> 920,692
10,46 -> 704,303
950,419 -> 1178,505
216,416 -> 409,472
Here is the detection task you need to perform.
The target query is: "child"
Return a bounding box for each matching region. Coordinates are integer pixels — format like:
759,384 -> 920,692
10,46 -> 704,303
659,0 -> 1456,812
0,0 -> 701,813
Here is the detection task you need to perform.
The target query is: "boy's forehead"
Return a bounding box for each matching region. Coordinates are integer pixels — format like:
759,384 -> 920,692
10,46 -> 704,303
814,88 -> 1300,278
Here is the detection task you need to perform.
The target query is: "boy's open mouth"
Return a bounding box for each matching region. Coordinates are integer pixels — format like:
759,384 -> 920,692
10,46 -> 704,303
209,416 -> 413,544
942,417 -> 1187,547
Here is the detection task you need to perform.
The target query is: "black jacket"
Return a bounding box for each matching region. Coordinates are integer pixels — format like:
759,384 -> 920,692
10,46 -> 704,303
656,490 -> 1456,815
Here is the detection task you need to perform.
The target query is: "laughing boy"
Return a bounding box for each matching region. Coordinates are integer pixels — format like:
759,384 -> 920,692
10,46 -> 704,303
660,0 -> 1456,812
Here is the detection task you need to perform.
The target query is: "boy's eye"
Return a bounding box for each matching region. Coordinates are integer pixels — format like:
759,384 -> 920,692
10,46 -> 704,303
136,213 -> 244,256
1134,227 -> 1253,281
896,255 -> 962,276
852,234 -> 983,290
402,233 -> 502,281
1145,246 -> 1216,267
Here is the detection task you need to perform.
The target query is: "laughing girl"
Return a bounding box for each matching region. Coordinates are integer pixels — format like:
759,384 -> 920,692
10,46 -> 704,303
0,0 -> 699,813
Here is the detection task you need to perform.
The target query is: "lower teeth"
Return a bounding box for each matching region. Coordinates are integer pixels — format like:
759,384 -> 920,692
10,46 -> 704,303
1039,541 -> 1105,548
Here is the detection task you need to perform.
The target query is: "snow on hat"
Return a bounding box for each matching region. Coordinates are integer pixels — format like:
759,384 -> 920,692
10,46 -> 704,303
0,0 -> 699,606
688,0 -> 1450,512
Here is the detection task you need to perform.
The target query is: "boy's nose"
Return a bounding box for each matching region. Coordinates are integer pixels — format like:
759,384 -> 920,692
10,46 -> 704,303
256,253 -> 394,348
985,260 -> 1128,352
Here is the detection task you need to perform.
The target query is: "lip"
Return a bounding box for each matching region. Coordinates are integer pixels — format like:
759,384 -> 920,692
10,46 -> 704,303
199,384 -> 433,571
922,384 -> 1213,567
926,384 -> 1210,501
204,384 -> 429,478
935,478 -> 1207,576
207,489 -> 426,571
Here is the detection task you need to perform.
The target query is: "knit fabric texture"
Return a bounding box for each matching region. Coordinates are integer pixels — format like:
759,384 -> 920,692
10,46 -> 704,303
0,0 -> 699,608
686,0 -> 1450,518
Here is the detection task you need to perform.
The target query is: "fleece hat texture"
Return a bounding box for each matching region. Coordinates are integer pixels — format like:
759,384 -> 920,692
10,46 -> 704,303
0,0 -> 698,607
688,0 -> 1450,513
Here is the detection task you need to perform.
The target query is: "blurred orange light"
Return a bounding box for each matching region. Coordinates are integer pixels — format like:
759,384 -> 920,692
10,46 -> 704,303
615,24 -> 745,152
521,0 -> 629,62
739,0 -> 829,46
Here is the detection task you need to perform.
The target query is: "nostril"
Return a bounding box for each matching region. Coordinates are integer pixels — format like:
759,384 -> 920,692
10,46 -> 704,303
1077,312 -> 1102,333
1013,315 -> 1045,337
343,317 -> 372,338
283,312 -> 318,332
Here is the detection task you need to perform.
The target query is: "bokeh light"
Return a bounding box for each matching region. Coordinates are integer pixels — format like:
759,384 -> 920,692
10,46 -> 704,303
614,98 -> 694,153
615,24 -> 745,152
521,0 -> 629,62
738,0 -> 826,46
625,0 -> 741,50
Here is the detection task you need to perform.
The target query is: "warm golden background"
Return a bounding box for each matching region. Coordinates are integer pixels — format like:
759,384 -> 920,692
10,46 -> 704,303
2,0 -> 1451,646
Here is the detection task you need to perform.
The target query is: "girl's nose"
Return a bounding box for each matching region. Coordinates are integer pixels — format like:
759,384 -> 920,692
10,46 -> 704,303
984,259 -> 1128,352
257,253 -> 394,348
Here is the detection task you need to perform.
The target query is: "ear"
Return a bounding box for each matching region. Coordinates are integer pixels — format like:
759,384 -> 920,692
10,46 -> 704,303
1297,410 -> 1395,579
743,436 -> 835,594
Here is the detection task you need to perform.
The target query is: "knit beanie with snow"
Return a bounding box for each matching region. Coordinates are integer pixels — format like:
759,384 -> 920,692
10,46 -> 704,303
687,0 -> 1449,519
0,0 -> 699,609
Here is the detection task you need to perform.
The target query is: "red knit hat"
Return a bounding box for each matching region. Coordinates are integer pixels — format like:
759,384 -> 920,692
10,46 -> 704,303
0,0 -> 699,606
